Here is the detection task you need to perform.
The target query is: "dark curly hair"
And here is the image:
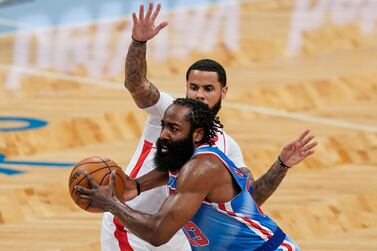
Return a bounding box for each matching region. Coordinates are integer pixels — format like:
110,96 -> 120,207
186,59 -> 227,87
173,98 -> 223,146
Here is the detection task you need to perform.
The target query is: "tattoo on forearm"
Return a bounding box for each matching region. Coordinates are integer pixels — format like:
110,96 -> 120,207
125,41 -> 146,89
131,80 -> 160,108
252,161 -> 288,206
125,40 -> 159,108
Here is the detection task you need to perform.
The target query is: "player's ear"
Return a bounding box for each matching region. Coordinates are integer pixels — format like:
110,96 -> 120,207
193,128 -> 204,145
221,86 -> 228,99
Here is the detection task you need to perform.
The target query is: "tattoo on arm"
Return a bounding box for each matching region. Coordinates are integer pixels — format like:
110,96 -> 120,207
251,160 -> 288,206
124,40 -> 160,108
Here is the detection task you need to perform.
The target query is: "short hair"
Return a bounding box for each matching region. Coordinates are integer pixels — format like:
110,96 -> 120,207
185,59 -> 227,87
173,98 -> 223,146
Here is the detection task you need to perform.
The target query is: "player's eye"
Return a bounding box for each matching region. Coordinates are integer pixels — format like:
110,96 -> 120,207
205,86 -> 214,92
190,85 -> 198,91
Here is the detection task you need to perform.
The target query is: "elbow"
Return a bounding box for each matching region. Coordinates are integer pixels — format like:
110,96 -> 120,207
123,79 -> 130,90
144,226 -> 173,247
149,238 -> 168,247
123,79 -> 146,94
124,76 -> 137,91
146,231 -> 172,247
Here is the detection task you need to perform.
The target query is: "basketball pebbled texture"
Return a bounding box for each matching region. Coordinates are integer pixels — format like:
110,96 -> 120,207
69,156 -> 127,213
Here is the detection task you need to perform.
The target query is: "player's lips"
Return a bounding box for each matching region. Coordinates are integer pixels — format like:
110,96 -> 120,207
156,138 -> 170,154
160,145 -> 168,153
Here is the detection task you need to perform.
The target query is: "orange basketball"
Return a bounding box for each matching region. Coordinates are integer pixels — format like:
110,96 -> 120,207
69,156 -> 127,213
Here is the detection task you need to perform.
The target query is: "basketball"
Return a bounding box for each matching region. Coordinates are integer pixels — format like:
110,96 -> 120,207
69,156 -> 128,213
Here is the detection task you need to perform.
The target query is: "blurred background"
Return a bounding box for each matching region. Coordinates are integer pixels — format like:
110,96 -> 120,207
0,0 -> 376,250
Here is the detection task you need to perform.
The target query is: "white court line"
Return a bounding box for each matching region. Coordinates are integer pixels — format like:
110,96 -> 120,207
0,64 -> 123,90
1,64 -> 376,133
224,102 -> 377,133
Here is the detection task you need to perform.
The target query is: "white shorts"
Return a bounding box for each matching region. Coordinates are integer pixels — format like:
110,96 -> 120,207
101,212 -> 191,251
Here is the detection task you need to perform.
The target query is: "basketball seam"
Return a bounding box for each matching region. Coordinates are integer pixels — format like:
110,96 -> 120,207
70,160 -> 111,175
72,156 -> 111,168
69,165 -> 119,195
70,157 -> 125,213
99,156 -> 112,173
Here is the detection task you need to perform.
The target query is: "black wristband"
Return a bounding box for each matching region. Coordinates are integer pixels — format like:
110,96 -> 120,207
135,179 -> 141,195
277,156 -> 290,169
131,35 -> 147,46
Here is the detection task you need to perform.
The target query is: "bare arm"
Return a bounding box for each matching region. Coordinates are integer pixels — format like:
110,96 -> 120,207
125,39 -> 159,108
120,168 -> 168,202
136,168 -> 168,193
75,158 -> 219,246
124,3 -> 168,108
251,129 -> 318,206
251,160 -> 288,206
109,179 -> 206,246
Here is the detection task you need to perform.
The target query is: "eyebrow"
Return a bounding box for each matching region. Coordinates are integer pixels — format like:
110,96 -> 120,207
161,120 -> 181,127
189,83 -> 215,87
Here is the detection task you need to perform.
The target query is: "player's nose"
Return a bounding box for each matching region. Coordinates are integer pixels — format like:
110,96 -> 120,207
195,89 -> 205,100
160,128 -> 170,140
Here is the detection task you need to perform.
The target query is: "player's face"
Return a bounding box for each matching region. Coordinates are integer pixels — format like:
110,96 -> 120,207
186,70 -> 228,115
154,105 -> 195,172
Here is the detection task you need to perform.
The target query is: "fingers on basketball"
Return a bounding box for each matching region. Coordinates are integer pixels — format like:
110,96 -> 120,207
68,156 -> 127,213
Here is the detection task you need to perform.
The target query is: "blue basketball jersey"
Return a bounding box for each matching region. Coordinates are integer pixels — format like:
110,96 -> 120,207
168,146 -> 300,251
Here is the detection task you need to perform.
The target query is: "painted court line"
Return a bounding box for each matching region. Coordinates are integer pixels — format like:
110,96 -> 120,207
1,64 -> 376,133
224,102 -> 377,133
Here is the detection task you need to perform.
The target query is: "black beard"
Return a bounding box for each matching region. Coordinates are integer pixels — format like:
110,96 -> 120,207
186,96 -> 222,115
154,136 -> 195,172
211,98 -> 222,115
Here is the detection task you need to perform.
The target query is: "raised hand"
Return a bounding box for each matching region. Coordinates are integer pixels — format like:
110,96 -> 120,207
279,129 -> 318,168
132,3 -> 168,42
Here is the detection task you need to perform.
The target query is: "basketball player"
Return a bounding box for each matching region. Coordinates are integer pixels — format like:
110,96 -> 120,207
76,98 -> 316,250
100,3 -> 316,251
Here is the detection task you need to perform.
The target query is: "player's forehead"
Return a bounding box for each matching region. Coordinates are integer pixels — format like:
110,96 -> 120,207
163,104 -> 191,125
187,70 -> 221,87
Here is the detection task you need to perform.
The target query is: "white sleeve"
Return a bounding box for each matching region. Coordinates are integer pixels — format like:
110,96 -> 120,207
226,134 -> 247,168
142,92 -> 174,127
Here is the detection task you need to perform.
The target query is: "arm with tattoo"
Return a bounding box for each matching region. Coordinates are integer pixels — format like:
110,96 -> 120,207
251,129 -> 318,206
251,161 -> 288,206
124,40 -> 160,108
124,3 -> 168,108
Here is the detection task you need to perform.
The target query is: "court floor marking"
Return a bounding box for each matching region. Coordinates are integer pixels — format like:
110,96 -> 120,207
1,63 -> 376,133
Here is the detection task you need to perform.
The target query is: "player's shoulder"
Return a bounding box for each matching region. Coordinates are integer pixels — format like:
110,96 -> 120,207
221,130 -> 236,143
142,91 -> 174,121
181,154 -> 223,178
176,156 -> 225,191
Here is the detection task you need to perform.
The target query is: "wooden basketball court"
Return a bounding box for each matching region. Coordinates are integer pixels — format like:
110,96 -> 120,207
0,0 -> 376,250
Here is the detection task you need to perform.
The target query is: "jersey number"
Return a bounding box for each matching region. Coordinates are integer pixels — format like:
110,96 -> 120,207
184,221 -> 209,247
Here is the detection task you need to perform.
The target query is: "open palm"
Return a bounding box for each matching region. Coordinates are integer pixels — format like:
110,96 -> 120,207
279,129 -> 318,167
132,3 -> 168,42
